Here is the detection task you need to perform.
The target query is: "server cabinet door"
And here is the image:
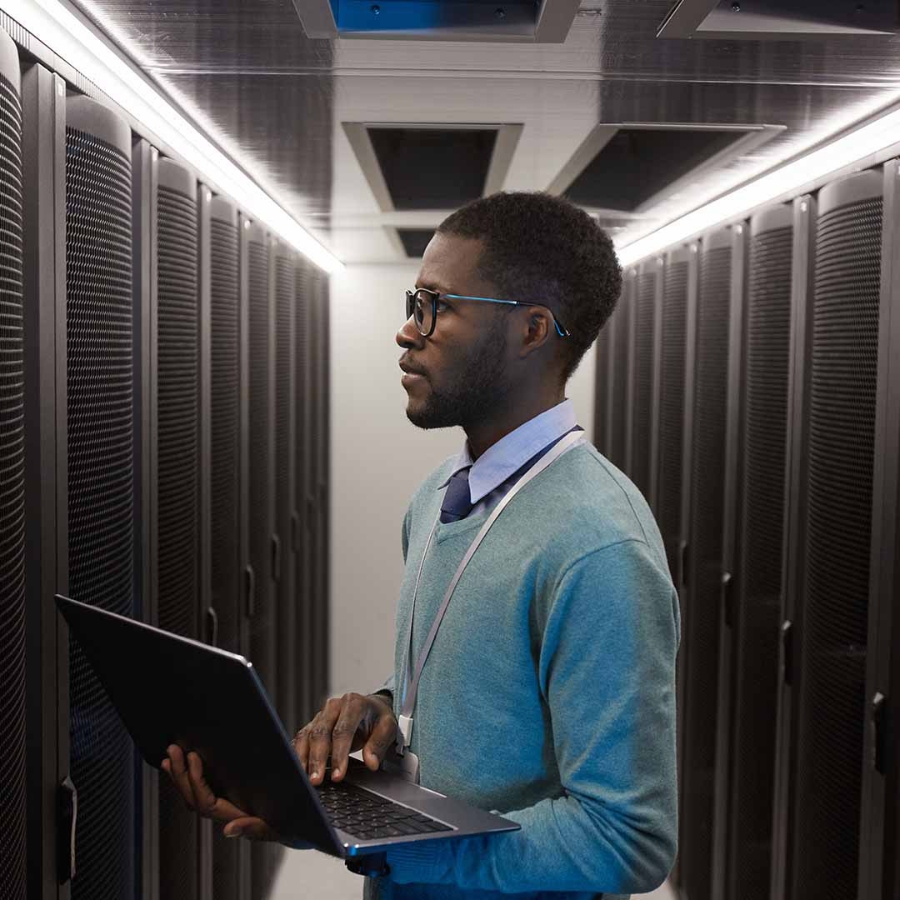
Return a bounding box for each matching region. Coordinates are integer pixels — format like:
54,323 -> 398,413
155,156 -> 204,900
630,259 -> 662,504
592,319 -> 612,457
608,270 -> 634,472
274,243 -> 297,730
857,159 -> 900,900
0,27 -> 27,900
294,258 -> 313,728
716,205 -> 794,900
679,226 -> 735,900
65,94 -> 138,900
773,169 -> 884,900
22,60 -> 68,900
208,195 -> 248,900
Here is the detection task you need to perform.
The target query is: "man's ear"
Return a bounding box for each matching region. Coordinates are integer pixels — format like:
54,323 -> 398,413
519,308 -> 553,358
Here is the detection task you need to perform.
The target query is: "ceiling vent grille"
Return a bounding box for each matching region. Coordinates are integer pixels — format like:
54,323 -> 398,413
547,122 -> 784,215
292,0 -> 580,41
395,228 -> 435,258
658,0 -> 897,39
344,122 -> 523,212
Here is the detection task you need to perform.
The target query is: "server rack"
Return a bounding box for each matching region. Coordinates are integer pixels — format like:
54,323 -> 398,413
132,136 -> 159,900
772,169 -> 884,900
608,269 -> 634,472
22,59 -> 67,900
679,225 -> 740,900
656,242 -> 696,893
311,268 -> 331,709
307,265 -> 322,710
294,256 -> 313,728
153,156 -> 205,900
208,195 -> 250,900
855,159 -> 900,900
242,221 -> 275,699
0,27 -> 26,900
239,220 -> 282,900
630,257 -> 663,507
65,94 -> 137,900
274,241 -> 297,730
712,204 -> 794,900
197,182 -> 214,900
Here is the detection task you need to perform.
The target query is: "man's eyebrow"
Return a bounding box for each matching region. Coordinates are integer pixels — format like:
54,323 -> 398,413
416,280 -> 450,294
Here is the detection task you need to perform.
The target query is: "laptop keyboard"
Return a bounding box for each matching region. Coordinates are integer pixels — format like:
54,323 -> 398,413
316,779 -> 455,841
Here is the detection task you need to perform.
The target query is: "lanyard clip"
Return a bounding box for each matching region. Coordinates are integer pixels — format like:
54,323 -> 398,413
397,714 -> 414,753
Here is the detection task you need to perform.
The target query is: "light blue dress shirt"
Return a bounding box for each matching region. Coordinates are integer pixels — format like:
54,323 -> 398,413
437,398 -> 578,519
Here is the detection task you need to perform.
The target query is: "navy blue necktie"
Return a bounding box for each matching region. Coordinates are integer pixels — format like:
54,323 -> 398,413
440,466 -> 473,524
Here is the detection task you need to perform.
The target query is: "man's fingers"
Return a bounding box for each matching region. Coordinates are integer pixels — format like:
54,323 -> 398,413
329,698 -> 367,781
306,698 -> 343,785
292,727 -> 310,771
223,816 -> 278,842
165,744 -> 198,810
186,752 -> 219,817
362,712 -> 399,771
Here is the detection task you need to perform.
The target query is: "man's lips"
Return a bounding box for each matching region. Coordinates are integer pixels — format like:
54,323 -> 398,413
399,361 -> 428,379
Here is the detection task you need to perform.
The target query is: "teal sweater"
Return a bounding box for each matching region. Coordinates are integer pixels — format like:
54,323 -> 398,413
366,443 -> 680,900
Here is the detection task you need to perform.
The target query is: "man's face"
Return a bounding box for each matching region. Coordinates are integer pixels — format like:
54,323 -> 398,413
396,233 -> 514,431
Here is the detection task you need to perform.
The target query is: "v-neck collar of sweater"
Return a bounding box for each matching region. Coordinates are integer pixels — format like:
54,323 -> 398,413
432,506 -> 491,544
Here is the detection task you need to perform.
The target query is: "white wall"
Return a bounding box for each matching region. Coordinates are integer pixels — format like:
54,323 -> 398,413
328,264 -> 596,698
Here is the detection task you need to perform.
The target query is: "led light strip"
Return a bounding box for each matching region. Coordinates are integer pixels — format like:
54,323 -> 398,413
2,0 -> 344,274
616,98 -> 900,267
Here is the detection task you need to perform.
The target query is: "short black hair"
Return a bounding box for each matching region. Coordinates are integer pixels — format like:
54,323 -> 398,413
437,191 -> 622,380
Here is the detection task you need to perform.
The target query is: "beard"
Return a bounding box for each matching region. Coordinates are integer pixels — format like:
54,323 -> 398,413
406,321 -> 511,431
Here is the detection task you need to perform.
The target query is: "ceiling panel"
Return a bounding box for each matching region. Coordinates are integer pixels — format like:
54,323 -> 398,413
73,0 -> 900,263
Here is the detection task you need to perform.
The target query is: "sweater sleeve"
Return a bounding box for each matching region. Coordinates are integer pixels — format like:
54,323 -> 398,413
385,538 -> 680,895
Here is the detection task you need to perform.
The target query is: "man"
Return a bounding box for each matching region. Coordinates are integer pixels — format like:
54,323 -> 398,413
165,191 -> 680,899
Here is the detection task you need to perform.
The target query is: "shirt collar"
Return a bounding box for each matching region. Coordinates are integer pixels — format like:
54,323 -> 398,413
439,399 -> 578,504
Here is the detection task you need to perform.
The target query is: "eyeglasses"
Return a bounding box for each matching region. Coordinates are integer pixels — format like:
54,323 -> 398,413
405,288 -> 570,339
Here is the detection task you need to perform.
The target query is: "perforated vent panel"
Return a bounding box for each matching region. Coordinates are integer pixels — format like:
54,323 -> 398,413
294,261 -> 312,727
592,324 -> 611,455
156,183 -> 200,900
791,194 -> 883,898
0,68 -> 25,900
313,272 -> 331,709
275,254 -> 294,726
681,241 -> 732,900
608,281 -> 631,470
210,216 -> 241,655
210,220 -> 240,900
247,238 -> 273,693
632,269 -> 657,498
657,259 -> 689,580
66,125 -> 135,900
210,213 -> 242,900
730,225 -> 793,899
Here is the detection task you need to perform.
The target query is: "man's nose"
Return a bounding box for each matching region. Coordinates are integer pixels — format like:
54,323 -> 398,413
396,315 -> 424,349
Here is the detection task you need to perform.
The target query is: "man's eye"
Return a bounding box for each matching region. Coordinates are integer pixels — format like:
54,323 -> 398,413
436,300 -> 450,312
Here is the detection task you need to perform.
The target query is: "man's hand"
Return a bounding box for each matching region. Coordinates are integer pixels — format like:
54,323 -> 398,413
293,692 -> 398,785
161,744 -> 277,842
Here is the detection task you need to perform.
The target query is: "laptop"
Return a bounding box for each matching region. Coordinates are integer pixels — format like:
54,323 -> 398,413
56,594 -> 519,863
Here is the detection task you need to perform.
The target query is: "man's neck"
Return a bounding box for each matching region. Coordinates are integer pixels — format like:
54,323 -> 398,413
464,388 -> 567,461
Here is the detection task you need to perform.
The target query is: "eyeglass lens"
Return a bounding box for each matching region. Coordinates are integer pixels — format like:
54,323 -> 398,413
407,290 -> 434,336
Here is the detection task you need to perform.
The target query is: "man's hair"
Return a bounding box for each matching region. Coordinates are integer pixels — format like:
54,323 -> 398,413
437,192 -> 622,380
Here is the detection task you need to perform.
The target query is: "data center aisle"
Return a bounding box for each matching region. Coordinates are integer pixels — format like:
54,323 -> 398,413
270,851 -> 677,900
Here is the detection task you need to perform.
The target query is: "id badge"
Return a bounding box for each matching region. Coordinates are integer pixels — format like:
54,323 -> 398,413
382,747 -> 420,784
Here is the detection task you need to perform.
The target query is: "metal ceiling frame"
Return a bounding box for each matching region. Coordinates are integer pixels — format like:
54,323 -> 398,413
657,0 -> 896,40
342,120 -> 524,213
546,121 -> 786,216
291,0 -> 580,42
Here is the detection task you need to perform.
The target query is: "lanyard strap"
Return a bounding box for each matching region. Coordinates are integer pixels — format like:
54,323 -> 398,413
397,430 -> 585,751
